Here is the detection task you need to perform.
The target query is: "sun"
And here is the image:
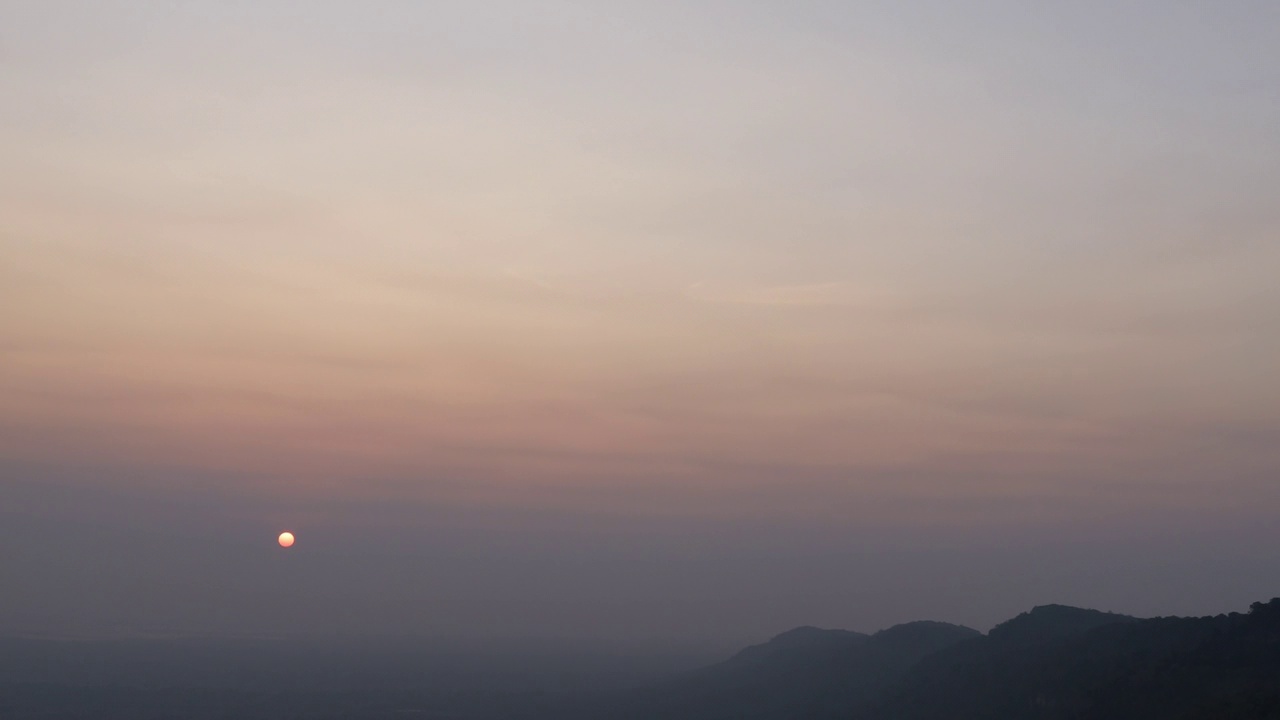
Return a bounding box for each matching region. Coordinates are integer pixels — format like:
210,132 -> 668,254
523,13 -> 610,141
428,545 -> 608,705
277,531 -> 295,548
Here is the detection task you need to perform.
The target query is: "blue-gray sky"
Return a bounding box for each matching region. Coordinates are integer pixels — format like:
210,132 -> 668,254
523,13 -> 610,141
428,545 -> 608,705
2,0 -> 1278,647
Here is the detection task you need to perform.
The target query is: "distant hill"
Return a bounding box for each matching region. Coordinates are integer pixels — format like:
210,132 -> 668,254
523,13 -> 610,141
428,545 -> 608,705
865,599 -> 1280,720
1,600 -> 1278,719
566,601 -> 1279,720
987,604 -> 1139,645
722,626 -> 870,669
562,620 -> 979,720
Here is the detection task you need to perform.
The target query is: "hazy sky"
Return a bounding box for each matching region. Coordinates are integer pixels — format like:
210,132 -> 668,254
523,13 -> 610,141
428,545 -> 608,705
2,1 -> 1279,647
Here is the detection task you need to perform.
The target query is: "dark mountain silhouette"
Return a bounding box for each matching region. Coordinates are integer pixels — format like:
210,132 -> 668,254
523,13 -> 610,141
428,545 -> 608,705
1,599 -> 1278,719
864,599 -> 1280,720
987,604 -> 1139,645
723,626 -> 870,669
561,620 -> 979,719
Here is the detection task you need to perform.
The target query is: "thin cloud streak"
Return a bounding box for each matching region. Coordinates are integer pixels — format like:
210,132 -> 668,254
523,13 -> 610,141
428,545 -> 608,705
1,0 -> 1278,642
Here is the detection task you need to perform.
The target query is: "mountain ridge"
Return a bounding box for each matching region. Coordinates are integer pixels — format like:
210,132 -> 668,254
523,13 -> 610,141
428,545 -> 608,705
2,599 -> 1278,719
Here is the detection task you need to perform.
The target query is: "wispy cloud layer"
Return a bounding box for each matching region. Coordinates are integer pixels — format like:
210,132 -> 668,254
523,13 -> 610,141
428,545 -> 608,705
1,0 -> 1278,640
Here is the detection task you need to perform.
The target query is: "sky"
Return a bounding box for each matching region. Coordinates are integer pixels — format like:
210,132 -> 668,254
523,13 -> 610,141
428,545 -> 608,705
2,0 -> 1279,648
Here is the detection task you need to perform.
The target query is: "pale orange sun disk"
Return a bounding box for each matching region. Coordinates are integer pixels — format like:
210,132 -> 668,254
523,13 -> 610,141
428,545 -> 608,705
278,531 -> 295,548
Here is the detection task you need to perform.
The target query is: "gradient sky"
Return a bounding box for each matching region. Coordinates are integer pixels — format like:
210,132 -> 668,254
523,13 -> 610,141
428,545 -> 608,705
2,1 -> 1279,647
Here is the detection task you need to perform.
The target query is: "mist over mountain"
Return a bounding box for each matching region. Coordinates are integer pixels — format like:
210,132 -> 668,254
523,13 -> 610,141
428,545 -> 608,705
3,599 -> 1277,719
567,619 -> 980,720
